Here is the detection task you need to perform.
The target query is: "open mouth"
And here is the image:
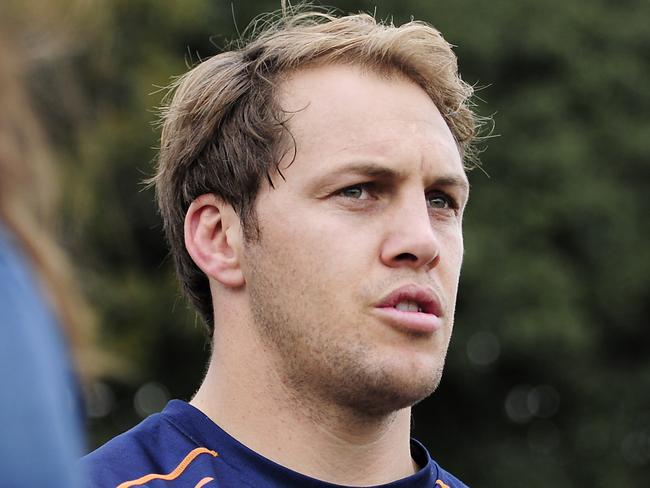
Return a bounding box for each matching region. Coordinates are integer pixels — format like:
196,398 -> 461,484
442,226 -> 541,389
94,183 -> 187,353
393,300 -> 425,313
373,285 -> 443,334
375,285 -> 442,317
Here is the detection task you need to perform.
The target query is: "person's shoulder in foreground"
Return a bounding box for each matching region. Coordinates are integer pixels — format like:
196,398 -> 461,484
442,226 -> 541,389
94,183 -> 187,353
82,400 -> 468,488
0,226 -> 86,488
83,4 -> 480,488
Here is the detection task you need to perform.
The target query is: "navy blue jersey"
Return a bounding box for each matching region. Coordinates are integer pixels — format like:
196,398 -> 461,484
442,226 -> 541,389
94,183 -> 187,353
82,400 -> 468,488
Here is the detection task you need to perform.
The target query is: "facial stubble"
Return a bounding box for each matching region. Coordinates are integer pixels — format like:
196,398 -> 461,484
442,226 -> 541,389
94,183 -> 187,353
243,238 -> 449,421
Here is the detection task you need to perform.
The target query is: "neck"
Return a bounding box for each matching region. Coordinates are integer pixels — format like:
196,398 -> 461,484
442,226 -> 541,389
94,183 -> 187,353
191,315 -> 418,486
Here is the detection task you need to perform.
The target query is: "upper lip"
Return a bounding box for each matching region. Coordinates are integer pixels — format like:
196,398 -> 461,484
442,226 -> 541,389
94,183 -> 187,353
374,284 -> 443,317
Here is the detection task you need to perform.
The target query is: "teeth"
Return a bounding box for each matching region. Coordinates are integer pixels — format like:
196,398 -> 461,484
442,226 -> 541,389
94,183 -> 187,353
395,301 -> 422,313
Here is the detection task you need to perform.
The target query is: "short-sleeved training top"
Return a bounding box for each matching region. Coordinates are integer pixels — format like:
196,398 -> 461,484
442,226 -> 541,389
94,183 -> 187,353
81,400 -> 468,487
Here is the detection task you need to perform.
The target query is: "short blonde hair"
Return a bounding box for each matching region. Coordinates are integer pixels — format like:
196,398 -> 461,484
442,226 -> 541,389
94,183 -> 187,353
153,8 -> 480,332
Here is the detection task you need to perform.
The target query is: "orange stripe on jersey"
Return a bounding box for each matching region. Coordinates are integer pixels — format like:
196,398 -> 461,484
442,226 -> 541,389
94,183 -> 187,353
116,447 -> 218,488
194,476 -> 215,488
436,480 -> 451,488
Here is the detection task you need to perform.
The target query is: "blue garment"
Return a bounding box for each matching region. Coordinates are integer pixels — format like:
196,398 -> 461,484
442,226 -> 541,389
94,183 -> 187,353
0,225 -> 85,487
82,400 -> 468,487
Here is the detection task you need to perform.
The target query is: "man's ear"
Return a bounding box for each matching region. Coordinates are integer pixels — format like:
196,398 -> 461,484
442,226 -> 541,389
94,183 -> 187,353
184,194 -> 245,288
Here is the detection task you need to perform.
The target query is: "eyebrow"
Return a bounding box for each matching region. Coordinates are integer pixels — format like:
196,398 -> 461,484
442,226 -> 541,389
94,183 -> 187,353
432,175 -> 470,194
328,162 -> 469,193
335,163 -> 403,180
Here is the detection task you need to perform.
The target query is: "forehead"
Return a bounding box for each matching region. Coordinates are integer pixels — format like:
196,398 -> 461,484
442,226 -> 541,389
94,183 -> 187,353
274,63 -> 465,184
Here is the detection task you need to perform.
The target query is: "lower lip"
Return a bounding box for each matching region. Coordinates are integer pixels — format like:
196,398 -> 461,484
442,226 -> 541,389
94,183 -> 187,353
373,307 -> 443,334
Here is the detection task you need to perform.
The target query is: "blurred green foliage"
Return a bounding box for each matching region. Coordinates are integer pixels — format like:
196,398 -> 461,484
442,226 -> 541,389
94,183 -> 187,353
26,0 -> 650,486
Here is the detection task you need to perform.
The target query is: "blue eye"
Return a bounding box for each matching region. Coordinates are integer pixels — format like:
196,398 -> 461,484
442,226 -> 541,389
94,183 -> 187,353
339,185 -> 367,199
427,193 -> 452,209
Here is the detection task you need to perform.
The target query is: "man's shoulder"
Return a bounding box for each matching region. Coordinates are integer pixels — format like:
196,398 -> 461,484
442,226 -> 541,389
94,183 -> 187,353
81,412 -> 165,474
433,463 -> 470,488
412,438 -> 469,488
80,400 -> 231,488
81,405 -> 201,487
84,411 -> 167,457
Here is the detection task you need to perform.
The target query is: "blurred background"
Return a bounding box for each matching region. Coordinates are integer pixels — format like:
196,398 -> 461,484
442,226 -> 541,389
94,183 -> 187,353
3,0 -> 648,486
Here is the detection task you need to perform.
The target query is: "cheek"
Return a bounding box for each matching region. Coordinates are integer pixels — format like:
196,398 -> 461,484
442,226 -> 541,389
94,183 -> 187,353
450,235 -> 464,274
269,205 -> 369,263
261,220 -> 344,284
439,229 -> 464,284
263,220 -> 370,314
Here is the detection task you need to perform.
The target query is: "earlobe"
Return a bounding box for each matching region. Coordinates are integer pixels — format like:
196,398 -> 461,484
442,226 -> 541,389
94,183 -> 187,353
184,194 -> 245,288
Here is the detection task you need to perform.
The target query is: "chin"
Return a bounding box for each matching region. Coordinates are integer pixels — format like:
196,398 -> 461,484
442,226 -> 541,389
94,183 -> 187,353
333,358 -> 445,417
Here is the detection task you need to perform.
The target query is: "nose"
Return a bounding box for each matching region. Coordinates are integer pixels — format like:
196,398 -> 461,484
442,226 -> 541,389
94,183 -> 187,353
379,195 -> 439,270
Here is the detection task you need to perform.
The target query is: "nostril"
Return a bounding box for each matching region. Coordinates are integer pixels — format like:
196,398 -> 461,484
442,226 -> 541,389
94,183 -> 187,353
395,252 -> 418,262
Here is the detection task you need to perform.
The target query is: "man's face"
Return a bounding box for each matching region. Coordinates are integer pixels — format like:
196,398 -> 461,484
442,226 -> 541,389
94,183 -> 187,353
240,64 -> 469,417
